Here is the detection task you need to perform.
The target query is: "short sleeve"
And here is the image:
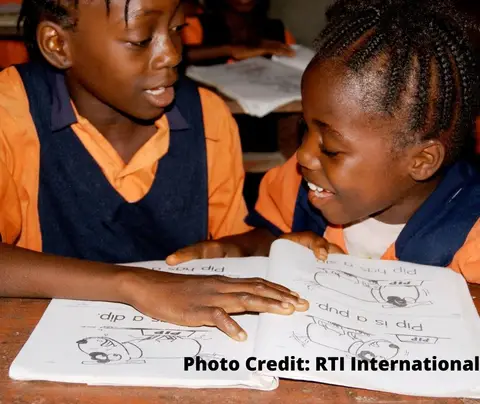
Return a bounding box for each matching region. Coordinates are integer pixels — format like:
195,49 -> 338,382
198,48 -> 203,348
0,67 -> 33,245
245,155 -> 302,235
449,219 -> 480,283
199,87 -> 252,238
0,107 -> 22,244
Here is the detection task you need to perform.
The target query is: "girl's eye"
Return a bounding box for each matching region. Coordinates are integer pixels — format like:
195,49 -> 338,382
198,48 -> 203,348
128,38 -> 152,48
320,146 -> 339,157
171,23 -> 188,33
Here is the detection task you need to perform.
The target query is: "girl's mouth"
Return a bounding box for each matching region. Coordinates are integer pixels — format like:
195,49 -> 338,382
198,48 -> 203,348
307,181 -> 335,199
143,86 -> 175,108
306,180 -> 336,211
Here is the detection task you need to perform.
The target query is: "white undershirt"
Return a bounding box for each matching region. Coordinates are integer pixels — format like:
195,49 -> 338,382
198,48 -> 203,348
343,217 -> 406,259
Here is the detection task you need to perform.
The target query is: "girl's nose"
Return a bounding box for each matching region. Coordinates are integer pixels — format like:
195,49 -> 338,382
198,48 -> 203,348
151,36 -> 182,70
296,132 -> 322,171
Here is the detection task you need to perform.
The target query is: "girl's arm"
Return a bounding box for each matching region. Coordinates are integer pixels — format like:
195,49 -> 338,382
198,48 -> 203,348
0,242 -> 308,340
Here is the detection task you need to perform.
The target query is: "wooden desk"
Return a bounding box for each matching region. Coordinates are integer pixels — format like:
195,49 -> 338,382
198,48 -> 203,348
1,285 -> 479,404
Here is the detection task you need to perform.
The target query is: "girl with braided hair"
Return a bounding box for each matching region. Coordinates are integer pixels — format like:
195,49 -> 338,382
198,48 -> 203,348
170,0 -> 480,283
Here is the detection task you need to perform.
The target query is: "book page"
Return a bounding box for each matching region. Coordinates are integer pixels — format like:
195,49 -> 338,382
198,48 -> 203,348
255,240 -> 480,398
9,257 -> 277,390
186,57 -> 302,117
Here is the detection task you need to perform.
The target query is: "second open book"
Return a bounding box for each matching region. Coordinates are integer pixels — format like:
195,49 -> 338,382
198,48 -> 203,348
10,240 -> 480,398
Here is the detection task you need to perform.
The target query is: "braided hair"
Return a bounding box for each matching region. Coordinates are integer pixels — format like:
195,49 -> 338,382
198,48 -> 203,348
315,0 -> 480,163
18,0 -> 133,61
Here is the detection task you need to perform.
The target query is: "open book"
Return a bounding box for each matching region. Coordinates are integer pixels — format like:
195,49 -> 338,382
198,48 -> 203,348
186,44 -> 315,117
9,240 -> 480,398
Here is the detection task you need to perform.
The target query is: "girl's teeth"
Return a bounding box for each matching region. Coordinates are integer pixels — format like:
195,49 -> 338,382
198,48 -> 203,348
307,181 -> 324,192
146,87 -> 166,95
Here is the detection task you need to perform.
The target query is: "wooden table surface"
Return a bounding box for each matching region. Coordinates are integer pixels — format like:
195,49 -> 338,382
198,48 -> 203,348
1,285 -> 479,404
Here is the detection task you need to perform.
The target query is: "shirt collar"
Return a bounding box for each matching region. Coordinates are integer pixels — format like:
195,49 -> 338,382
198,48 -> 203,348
50,70 -> 76,132
50,70 -> 190,132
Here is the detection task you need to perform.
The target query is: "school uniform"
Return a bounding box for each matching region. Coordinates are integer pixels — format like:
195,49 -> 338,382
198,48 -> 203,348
245,155 -> 480,283
0,63 -> 251,262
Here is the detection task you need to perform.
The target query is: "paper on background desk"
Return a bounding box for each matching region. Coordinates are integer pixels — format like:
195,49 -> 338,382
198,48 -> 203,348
186,47 -> 314,117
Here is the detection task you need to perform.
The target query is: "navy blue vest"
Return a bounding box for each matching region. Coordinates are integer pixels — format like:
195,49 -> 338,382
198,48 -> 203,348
16,63 -> 208,263
246,162 -> 480,267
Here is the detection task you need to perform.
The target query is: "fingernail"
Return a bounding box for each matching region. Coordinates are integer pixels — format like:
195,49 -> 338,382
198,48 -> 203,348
298,299 -> 308,305
281,302 -> 292,309
237,331 -> 247,341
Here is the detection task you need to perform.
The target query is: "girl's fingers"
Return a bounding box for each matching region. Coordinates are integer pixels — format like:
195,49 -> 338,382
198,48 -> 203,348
187,306 -> 247,341
215,279 -> 308,310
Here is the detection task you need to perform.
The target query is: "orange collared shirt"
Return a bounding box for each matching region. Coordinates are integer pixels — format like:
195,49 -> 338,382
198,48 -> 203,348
0,66 -> 251,252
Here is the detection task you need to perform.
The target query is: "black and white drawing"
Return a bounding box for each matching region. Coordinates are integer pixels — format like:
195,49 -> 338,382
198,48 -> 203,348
291,316 -> 402,360
311,268 -> 433,308
76,327 -> 207,365
393,334 -> 447,344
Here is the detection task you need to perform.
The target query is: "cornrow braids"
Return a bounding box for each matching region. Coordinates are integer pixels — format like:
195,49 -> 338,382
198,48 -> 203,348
314,0 -> 480,163
18,0 -> 132,61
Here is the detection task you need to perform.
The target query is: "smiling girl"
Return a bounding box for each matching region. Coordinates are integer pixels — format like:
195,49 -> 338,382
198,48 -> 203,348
169,0 -> 480,283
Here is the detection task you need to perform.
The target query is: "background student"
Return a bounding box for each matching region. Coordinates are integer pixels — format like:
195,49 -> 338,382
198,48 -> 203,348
181,0 -> 295,65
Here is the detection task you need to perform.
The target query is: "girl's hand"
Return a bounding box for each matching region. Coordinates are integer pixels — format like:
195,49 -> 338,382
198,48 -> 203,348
280,231 -> 345,261
259,39 -> 295,57
166,241 -> 244,265
119,268 -> 309,341
230,41 -> 295,60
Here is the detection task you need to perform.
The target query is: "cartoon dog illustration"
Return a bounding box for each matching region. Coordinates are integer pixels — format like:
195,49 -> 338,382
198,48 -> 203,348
314,269 -> 432,308
77,329 -> 202,365
306,317 -> 400,360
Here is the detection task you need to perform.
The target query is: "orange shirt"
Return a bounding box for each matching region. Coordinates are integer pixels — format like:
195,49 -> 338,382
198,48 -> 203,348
252,155 -> 480,283
182,16 -> 296,46
0,41 -> 28,68
0,66 -> 251,252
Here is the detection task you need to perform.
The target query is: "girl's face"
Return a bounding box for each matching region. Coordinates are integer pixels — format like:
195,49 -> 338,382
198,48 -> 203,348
298,57 -> 423,226
49,0 -> 184,121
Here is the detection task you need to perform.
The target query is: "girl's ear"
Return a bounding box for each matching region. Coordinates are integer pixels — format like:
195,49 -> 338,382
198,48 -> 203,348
37,20 -> 73,69
408,139 -> 445,181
